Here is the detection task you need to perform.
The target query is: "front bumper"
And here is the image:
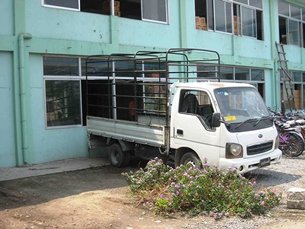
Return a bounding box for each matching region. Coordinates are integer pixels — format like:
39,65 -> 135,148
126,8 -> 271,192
219,148 -> 282,173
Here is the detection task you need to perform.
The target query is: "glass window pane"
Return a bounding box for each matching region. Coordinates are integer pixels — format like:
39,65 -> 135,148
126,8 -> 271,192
197,65 -> 218,79
256,10 -> 263,40
235,68 -> 250,80
288,19 -> 300,46
215,0 -> 232,33
46,80 -> 81,127
249,0 -> 262,9
220,66 -> 233,80
142,0 -> 167,22
81,58 -> 110,76
43,56 -> 79,76
278,0 -> 289,16
292,71 -> 302,82
226,2 -> 232,33
291,5 -> 301,20
251,69 -> 264,81
242,7 -> 256,37
207,0 -> 214,30
215,0 -> 226,32
44,0 -> 79,9
302,8 -> 305,22
115,60 -> 136,77
279,16 -> 287,44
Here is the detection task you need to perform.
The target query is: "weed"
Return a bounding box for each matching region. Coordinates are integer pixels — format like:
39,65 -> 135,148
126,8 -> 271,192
122,158 -> 281,218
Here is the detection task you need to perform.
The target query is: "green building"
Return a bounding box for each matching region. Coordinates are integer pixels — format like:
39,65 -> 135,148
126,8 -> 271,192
1,0 -> 305,167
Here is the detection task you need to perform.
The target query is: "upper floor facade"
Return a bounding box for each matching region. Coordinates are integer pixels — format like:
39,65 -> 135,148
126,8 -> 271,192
0,0 -> 304,70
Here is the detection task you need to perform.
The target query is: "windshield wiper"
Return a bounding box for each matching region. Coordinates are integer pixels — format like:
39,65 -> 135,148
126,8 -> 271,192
233,118 -> 258,130
253,115 -> 272,126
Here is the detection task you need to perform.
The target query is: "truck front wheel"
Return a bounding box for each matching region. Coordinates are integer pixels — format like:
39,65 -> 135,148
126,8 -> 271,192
108,143 -> 130,167
180,152 -> 202,167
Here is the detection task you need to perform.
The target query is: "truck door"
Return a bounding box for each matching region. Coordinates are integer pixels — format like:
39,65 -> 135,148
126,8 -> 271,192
171,89 -> 221,165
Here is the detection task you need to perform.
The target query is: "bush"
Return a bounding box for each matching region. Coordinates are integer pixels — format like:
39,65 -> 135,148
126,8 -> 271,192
122,158 -> 281,218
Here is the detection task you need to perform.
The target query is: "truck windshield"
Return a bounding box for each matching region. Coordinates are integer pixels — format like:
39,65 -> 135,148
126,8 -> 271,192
214,87 -> 272,132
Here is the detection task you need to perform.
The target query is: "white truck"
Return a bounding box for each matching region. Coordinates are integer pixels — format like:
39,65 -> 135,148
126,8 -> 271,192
85,48 -> 282,173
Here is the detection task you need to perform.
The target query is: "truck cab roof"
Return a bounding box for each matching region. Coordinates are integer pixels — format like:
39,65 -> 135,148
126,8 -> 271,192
172,81 -> 255,91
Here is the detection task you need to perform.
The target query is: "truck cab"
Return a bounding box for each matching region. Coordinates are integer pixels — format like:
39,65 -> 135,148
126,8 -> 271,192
170,82 -> 281,173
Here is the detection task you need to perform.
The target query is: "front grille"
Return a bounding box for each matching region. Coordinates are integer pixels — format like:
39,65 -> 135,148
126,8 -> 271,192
247,141 -> 273,156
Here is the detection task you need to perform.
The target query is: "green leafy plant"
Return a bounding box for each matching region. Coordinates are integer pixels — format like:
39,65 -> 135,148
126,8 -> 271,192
122,158 -> 281,218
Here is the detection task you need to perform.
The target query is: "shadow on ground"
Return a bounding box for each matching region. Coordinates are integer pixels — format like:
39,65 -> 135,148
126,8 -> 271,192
246,168 -> 302,188
0,165 -> 132,211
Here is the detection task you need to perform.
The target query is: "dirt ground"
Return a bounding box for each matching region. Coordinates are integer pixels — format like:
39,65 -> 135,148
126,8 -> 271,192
0,164 -> 305,229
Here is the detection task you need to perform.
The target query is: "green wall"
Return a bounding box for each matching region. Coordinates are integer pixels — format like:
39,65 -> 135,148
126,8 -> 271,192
1,0 -> 305,167
0,53 -> 16,167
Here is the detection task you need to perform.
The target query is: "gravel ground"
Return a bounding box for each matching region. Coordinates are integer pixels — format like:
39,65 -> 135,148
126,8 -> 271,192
1,155 -> 305,229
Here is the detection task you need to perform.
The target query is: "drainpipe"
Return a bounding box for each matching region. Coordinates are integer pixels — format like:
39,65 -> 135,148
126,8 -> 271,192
16,33 -> 32,166
179,0 -> 187,48
269,0 -> 279,110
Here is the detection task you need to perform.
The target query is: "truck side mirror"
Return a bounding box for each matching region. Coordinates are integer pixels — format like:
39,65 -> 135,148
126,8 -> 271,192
211,113 -> 221,128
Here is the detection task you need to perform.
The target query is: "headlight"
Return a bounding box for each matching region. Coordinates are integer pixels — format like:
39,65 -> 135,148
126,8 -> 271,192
274,135 -> 279,149
226,143 -> 243,158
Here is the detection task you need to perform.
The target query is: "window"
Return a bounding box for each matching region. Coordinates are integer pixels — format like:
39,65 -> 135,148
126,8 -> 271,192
278,0 -> 304,47
194,0 -> 263,40
179,90 -> 214,129
45,80 -> 81,127
220,66 -> 234,80
235,0 -> 263,40
280,71 -> 305,110
43,56 -> 82,127
215,0 -> 232,33
235,67 -> 250,81
43,0 -> 168,23
288,19 -> 300,46
142,0 -> 167,22
200,65 -> 265,98
241,7 -> 256,37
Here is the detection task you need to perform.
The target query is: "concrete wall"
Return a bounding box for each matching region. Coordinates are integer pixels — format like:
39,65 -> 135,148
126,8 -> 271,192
0,52 -> 16,167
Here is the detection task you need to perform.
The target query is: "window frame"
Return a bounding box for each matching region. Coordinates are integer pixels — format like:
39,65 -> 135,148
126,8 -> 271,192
235,1 -> 264,40
141,0 -> 168,24
43,56 -> 83,129
214,0 -> 233,34
278,0 -> 304,47
42,0 -> 168,24
195,0 -> 264,40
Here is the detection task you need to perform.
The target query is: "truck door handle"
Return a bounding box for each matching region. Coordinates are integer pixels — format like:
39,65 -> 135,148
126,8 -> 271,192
177,129 -> 183,135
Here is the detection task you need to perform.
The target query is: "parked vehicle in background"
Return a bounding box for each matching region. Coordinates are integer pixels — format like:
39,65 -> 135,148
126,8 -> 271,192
270,110 -> 305,157
85,48 -> 282,173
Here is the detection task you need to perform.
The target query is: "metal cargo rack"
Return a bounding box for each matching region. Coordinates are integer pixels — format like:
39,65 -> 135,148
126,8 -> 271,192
85,48 -> 221,126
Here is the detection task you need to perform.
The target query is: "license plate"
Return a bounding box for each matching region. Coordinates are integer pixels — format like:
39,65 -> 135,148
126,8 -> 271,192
259,157 -> 271,167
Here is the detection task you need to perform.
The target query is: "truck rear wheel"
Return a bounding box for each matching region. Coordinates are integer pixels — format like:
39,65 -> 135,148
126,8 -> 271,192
180,152 -> 202,167
108,143 -> 130,167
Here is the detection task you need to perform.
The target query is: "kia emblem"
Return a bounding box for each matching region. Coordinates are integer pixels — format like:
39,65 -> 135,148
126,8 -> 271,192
258,134 -> 263,138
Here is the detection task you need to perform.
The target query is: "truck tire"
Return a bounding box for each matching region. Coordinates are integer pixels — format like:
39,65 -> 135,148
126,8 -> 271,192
180,152 -> 202,167
109,143 -> 127,168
